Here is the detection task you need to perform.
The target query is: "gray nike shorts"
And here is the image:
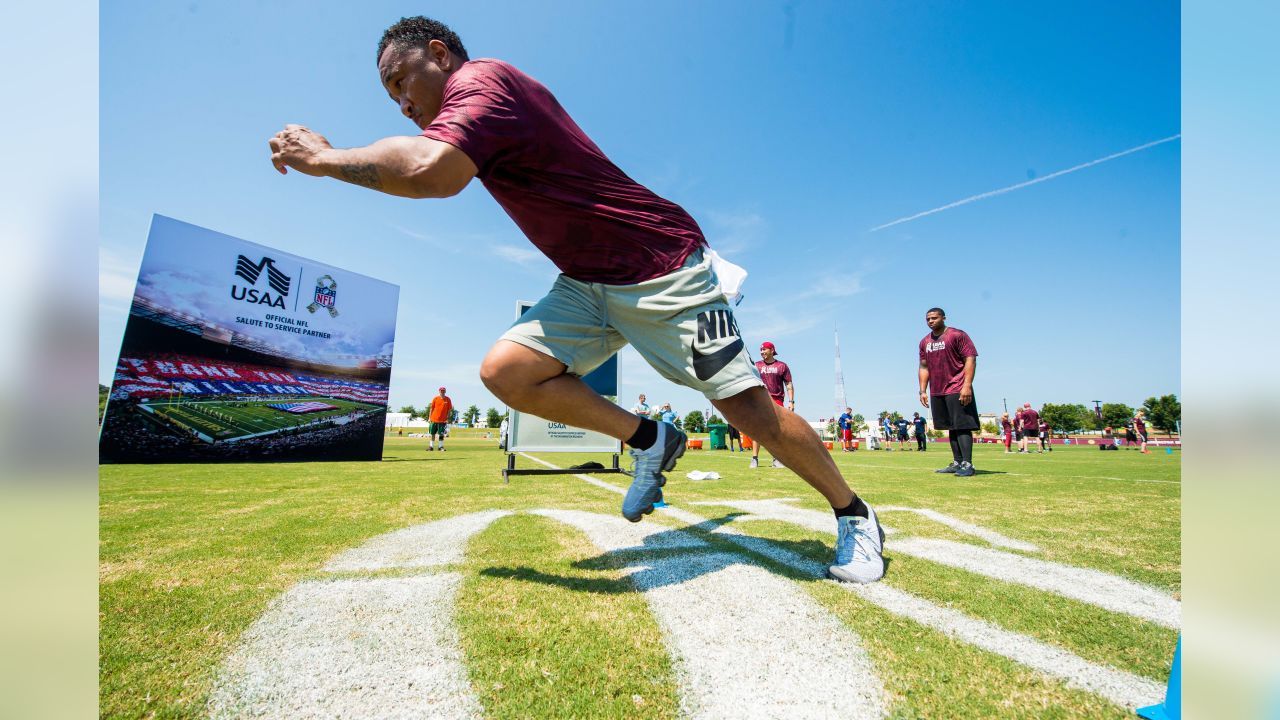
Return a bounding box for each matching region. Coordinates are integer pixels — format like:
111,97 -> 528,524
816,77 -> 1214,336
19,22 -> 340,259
499,247 -> 764,400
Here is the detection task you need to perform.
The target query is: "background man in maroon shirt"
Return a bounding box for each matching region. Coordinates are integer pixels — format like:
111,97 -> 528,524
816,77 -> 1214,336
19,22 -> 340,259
750,341 -> 794,469
268,16 -> 884,584
1017,403 -> 1041,454
918,308 -> 980,476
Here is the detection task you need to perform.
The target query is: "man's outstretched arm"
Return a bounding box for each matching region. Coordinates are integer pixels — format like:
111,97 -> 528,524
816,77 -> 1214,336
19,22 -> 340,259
269,125 -> 478,199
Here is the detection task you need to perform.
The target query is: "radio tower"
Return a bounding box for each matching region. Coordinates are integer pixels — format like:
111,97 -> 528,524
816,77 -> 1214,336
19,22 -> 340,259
834,325 -> 848,416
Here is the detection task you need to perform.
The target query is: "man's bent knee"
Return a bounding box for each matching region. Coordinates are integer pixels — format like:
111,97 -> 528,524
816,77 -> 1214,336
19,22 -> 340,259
479,340 -> 566,403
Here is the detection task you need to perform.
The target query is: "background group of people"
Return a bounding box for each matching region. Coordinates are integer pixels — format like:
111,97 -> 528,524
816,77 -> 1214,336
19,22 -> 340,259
1000,403 -> 1051,454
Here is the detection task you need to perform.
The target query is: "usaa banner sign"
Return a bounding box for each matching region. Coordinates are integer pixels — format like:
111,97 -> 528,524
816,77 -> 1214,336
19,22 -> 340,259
100,215 -> 400,463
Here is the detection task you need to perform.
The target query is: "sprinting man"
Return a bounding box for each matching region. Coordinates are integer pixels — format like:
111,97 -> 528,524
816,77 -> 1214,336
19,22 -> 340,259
427,386 -> 453,451
1017,402 -> 1041,454
918,308 -> 980,476
1001,412 -> 1014,453
912,412 -> 927,451
268,16 -> 884,583
750,341 -> 793,469
1133,409 -> 1151,454
630,393 -> 651,418
838,407 -> 854,452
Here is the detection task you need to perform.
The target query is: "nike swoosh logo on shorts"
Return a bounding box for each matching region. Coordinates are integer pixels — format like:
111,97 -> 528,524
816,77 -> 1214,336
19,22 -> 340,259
692,338 -> 744,381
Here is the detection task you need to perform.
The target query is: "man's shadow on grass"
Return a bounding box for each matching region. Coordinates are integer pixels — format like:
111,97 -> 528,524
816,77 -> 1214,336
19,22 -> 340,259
478,512 -> 892,594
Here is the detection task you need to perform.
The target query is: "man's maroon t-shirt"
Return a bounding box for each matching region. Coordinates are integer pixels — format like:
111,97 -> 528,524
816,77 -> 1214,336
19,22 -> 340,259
421,59 -> 705,284
1134,416 -> 1146,434
1002,418 -> 1013,434
919,327 -> 978,395
755,360 -> 791,402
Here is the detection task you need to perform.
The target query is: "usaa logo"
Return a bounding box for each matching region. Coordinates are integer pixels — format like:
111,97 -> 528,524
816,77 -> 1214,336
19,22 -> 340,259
231,255 -> 292,309
547,422 -> 567,429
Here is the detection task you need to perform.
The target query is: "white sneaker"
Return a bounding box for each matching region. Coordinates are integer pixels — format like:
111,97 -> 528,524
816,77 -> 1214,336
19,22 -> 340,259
829,504 -> 885,584
749,457 -> 759,469
772,458 -> 784,469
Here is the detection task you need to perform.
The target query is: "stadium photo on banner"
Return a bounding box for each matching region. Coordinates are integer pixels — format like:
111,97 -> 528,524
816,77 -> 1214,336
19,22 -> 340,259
99,215 -> 400,462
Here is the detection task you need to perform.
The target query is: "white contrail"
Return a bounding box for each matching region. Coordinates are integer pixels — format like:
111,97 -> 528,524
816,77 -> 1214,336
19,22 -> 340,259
869,134 -> 1181,232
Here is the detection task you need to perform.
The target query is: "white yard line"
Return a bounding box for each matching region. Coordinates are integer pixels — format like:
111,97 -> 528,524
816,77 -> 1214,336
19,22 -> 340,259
888,538 -> 1181,629
207,574 -> 481,720
535,509 -> 885,720
324,511 -> 511,572
699,498 -> 1179,629
877,506 -> 1040,551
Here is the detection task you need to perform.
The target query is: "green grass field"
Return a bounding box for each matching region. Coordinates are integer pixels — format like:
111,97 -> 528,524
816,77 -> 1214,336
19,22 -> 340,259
139,397 -> 382,441
99,434 -> 1179,719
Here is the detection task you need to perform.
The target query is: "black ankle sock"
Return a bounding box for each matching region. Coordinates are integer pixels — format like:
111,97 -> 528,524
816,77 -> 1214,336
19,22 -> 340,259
627,418 -> 658,451
834,496 -> 869,520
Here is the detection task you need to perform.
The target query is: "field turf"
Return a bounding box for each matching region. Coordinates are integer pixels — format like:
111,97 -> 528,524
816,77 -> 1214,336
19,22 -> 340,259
99,433 -> 1179,719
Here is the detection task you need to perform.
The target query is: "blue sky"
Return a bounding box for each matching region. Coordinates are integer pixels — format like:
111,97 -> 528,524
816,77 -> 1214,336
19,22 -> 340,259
99,1 -> 1179,422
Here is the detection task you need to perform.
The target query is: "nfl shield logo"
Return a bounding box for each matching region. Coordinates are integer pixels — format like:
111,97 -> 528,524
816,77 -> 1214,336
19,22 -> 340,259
314,285 -> 336,308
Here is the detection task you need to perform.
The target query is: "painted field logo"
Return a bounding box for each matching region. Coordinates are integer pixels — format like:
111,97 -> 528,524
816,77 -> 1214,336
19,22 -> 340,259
231,255 -> 291,309
307,274 -> 339,317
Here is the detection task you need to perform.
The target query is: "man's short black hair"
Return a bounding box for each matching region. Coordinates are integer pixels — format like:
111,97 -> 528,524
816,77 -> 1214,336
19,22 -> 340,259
926,307 -> 946,317
378,16 -> 469,64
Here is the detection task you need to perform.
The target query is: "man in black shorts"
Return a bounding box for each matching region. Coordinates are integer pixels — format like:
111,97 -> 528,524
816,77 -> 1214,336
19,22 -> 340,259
918,308 -> 980,476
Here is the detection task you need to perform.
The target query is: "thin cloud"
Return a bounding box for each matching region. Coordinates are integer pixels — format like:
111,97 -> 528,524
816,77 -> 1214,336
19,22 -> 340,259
794,272 -> 866,301
388,223 -> 458,251
869,134 -> 1181,232
491,243 -> 545,265
703,210 -> 766,256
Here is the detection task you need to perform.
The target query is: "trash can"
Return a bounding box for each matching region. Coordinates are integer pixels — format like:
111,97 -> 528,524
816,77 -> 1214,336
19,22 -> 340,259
707,424 -> 728,450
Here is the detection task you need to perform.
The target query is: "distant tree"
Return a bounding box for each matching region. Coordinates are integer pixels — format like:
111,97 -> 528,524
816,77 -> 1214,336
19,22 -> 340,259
485,407 -> 502,428
1101,403 -> 1134,431
398,404 -> 418,418
1143,394 -> 1181,435
1040,403 -> 1091,434
850,413 -> 868,436
707,414 -> 724,425
981,421 -> 1000,436
462,405 -> 480,426
682,410 -> 706,434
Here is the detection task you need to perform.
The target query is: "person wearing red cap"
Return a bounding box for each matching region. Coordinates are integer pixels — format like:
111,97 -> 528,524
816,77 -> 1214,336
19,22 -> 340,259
269,16 -> 885,584
751,341 -> 794,468
427,386 -> 453,451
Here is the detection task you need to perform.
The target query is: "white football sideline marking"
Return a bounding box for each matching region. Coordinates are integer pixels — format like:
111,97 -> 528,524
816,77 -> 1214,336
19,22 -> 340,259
534,509 -> 886,720
207,574 -> 481,720
211,511 -> 509,719
325,510 -> 512,572
699,498 -> 1179,629
656,506 -> 1166,711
